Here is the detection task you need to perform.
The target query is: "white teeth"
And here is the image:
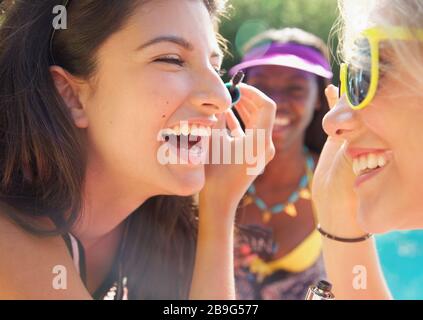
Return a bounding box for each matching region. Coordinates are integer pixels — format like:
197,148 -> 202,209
161,128 -> 175,136
352,153 -> 389,176
180,123 -> 190,136
198,125 -> 211,137
378,155 -> 386,167
190,124 -> 198,136
173,125 -> 180,135
160,123 -> 212,139
275,117 -> 292,126
353,160 -> 361,176
359,156 -> 367,172
368,154 -> 378,169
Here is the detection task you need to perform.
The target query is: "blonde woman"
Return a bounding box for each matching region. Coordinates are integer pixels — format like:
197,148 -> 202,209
313,0 -> 423,299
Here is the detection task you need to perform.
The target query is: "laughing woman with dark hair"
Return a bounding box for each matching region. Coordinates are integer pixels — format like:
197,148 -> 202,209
0,0 -> 276,299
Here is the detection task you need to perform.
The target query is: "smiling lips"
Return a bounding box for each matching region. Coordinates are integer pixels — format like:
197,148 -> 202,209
160,122 -> 212,139
158,122 -> 213,166
347,149 -> 391,177
274,116 -> 293,127
273,112 -> 296,133
160,122 -> 212,151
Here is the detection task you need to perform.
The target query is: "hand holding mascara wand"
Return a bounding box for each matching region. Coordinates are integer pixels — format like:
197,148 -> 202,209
225,73 -> 335,301
225,70 -> 245,106
225,70 -> 246,131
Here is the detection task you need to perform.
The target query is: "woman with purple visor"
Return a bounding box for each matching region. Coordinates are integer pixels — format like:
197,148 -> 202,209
232,28 -> 333,300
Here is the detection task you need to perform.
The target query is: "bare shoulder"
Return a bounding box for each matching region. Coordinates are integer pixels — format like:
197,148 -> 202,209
0,204 -> 91,299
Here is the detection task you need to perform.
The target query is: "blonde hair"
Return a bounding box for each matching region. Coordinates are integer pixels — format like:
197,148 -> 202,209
336,0 -> 423,90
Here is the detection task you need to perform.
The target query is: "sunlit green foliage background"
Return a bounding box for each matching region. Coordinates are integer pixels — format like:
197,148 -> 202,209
219,0 -> 339,82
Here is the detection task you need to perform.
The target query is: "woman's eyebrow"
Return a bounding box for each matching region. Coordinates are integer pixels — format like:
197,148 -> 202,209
136,35 -> 223,59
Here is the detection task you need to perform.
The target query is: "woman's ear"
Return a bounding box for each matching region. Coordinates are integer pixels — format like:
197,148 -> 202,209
49,66 -> 89,129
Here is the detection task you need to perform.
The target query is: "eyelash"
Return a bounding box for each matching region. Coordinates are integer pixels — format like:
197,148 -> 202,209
155,57 -> 225,76
156,57 -> 185,66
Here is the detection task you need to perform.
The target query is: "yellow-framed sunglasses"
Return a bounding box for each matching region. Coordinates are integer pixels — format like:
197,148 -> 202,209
340,26 -> 423,110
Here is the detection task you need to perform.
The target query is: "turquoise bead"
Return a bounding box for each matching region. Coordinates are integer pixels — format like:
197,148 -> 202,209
288,192 -> 300,203
247,148 -> 315,219
255,198 -> 267,210
299,175 -> 308,188
306,155 -> 315,170
271,204 -> 284,213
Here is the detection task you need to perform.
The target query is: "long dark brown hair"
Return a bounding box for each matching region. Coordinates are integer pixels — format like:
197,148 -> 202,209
242,28 -> 331,153
0,0 -> 227,299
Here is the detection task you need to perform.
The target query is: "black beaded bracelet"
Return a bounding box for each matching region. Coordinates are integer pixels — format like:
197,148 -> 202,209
317,224 -> 373,243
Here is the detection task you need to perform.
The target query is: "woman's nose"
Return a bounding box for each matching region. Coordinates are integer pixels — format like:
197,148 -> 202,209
189,67 -> 232,114
322,95 -> 361,139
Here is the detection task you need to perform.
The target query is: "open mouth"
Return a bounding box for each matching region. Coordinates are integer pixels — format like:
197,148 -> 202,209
159,122 -> 212,165
274,116 -> 292,127
352,152 -> 389,177
346,148 -> 393,188
275,111 -> 296,126
161,123 -> 211,148
164,133 -> 202,150
273,114 -> 296,134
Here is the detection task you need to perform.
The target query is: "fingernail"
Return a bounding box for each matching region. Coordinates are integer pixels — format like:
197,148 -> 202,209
326,85 -> 339,96
326,84 -> 335,92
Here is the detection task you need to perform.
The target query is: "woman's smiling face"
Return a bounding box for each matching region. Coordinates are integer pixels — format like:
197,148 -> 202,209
323,34 -> 423,233
247,65 -> 318,151
80,0 -> 231,197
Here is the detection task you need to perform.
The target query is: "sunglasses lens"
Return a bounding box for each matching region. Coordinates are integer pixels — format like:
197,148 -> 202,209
347,65 -> 371,106
346,38 -> 372,107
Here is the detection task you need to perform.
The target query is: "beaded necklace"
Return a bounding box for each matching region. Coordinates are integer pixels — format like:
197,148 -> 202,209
241,147 -> 315,223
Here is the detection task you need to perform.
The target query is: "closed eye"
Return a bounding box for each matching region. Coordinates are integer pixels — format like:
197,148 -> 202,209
155,57 -> 185,66
155,57 -> 225,76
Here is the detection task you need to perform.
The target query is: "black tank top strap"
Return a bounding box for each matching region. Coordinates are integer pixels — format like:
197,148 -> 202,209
62,233 -> 87,285
60,218 -> 131,299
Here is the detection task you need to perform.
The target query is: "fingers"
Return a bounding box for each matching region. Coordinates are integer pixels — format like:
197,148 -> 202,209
225,109 -> 245,138
214,112 -> 227,130
242,86 -> 276,165
237,83 -> 274,108
235,95 -> 256,115
233,95 -> 260,129
325,84 -> 339,110
233,103 -> 251,127
215,82 -> 276,166
234,84 -> 276,131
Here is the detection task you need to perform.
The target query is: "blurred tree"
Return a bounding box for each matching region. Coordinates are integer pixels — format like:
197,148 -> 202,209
219,0 -> 339,83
